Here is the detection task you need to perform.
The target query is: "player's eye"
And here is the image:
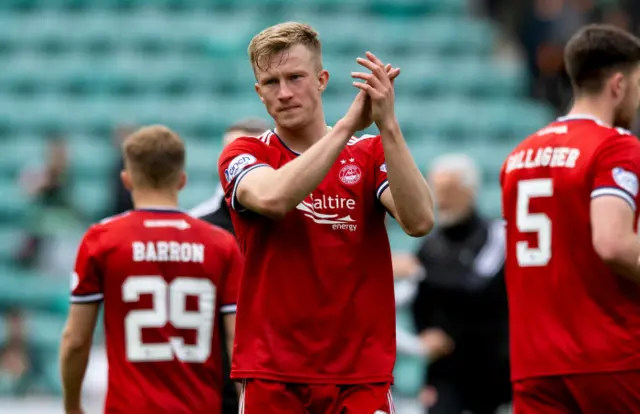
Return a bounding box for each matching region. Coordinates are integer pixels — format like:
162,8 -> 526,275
264,78 -> 278,85
290,74 -> 303,81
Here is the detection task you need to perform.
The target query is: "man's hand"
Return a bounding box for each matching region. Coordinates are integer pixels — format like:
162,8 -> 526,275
65,408 -> 85,414
420,328 -> 455,361
351,51 -> 399,130
342,62 -> 400,132
392,252 -> 421,279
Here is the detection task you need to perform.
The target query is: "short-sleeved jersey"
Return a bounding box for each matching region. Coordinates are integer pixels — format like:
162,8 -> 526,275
500,115 -> 640,381
217,130 -> 395,384
71,209 -> 241,414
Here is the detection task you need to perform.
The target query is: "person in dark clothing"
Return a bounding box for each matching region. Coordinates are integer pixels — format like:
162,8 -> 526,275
192,118 -> 269,414
395,154 -> 511,414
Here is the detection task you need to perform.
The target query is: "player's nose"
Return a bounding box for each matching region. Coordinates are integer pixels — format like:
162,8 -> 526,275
277,82 -> 294,100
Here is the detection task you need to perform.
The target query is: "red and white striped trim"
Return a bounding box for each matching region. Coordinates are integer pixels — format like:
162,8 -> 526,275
386,389 -> 396,414
258,130 -> 272,145
347,133 -> 377,146
239,379 -> 246,414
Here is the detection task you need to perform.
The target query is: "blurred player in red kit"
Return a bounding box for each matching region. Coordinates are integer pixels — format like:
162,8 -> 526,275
217,22 -> 435,413
59,126 -> 241,414
501,25 -> 640,413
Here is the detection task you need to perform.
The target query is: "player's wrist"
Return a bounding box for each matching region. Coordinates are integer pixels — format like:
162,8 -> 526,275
376,116 -> 401,137
334,118 -> 358,139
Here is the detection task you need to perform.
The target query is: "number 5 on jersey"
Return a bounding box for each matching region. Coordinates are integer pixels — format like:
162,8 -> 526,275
516,179 -> 553,267
123,276 -> 215,363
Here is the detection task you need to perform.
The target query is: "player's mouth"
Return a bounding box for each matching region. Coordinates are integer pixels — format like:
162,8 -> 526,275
279,105 -> 301,112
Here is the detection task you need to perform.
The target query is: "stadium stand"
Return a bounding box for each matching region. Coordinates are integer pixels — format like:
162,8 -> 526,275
0,0 -> 554,409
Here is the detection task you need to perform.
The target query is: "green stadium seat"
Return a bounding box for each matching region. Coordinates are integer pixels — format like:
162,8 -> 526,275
478,184 -> 502,218
371,0 -> 466,16
0,136 -> 46,175
72,177 -> 112,220
0,226 -> 25,264
0,179 -> 31,223
68,137 -> 117,179
0,269 -> 69,312
0,311 -> 65,351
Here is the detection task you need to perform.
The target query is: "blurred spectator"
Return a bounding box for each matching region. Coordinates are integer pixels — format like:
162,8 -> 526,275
504,0 -> 638,114
108,125 -> 137,216
0,309 -> 40,396
16,135 -> 85,273
392,268 -> 432,414
394,154 -> 510,414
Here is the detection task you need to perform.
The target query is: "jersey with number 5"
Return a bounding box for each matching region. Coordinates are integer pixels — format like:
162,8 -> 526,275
70,208 -> 241,414
501,115 -> 640,381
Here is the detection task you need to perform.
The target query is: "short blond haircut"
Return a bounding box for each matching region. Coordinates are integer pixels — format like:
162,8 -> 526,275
122,125 -> 185,189
248,22 -> 322,72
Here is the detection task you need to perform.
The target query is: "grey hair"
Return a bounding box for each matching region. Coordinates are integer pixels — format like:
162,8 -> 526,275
429,153 -> 482,194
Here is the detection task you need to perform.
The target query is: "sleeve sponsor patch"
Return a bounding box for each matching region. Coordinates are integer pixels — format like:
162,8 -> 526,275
224,154 -> 257,183
71,271 -> 79,291
612,167 -> 639,196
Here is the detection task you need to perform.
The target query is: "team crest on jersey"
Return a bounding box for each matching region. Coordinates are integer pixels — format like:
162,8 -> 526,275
224,153 -> 256,182
338,160 -> 362,186
612,167 -> 639,196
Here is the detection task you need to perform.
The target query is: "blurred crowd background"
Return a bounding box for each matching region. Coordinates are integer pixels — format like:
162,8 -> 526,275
0,0 -> 637,413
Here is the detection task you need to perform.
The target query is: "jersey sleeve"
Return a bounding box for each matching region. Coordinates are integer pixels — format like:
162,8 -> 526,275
217,137 -> 272,212
70,226 -> 104,303
371,135 -> 389,200
219,238 -> 242,315
591,133 -> 640,212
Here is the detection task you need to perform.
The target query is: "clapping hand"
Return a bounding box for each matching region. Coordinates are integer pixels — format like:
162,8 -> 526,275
343,59 -> 400,132
351,51 -> 399,130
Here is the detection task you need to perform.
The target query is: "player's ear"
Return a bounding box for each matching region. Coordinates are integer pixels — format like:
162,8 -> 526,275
120,170 -> 133,191
318,69 -> 329,92
177,171 -> 187,191
611,71 -> 627,102
255,83 -> 264,103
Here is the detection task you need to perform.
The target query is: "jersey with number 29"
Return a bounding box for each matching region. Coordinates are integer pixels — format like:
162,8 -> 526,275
501,115 -> 640,381
70,209 -> 241,414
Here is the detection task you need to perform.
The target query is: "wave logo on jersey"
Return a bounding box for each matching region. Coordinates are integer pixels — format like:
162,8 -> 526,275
296,193 -> 358,232
339,159 -> 362,186
612,167 -> 639,196
224,153 -> 257,183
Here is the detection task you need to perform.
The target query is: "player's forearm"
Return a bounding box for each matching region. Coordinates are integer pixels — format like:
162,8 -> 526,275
59,338 -> 91,410
381,121 -> 435,236
242,121 -> 355,218
598,234 -> 640,283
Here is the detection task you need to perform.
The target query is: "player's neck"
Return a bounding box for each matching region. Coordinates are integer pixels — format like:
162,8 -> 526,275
131,190 -> 180,211
567,98 -> 615,127
275,116 -> 329,153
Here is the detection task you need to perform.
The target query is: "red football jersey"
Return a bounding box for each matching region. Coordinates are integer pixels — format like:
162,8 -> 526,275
70,209 -> 241,414
218,130 -> 395,384
501,115 -> 640,381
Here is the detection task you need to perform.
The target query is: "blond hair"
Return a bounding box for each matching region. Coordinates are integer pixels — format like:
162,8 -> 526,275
122,125 -> 185,189
248,22 -> 322,72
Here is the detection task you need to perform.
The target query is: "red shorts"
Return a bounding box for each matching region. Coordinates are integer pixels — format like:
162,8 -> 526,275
238,379 -> 395,414
513,371 -> 640,414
